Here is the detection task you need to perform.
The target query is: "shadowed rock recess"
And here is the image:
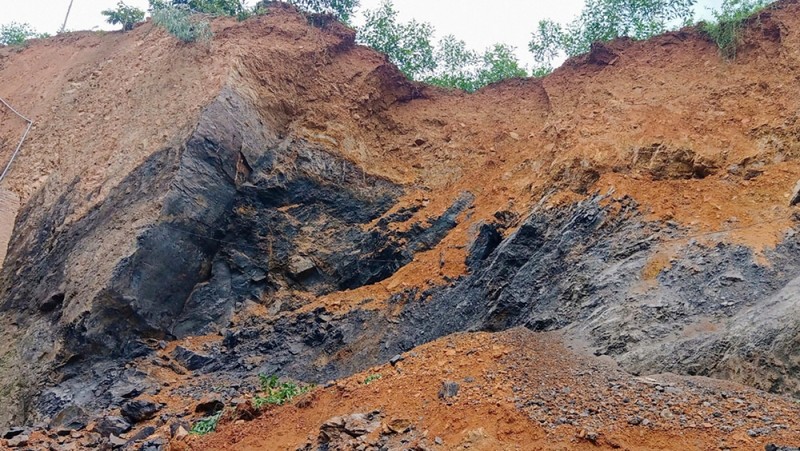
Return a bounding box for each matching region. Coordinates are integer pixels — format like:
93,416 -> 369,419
2,2 -> 800,448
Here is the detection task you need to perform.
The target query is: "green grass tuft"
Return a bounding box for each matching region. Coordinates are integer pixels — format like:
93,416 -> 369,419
702,0 -> 772,60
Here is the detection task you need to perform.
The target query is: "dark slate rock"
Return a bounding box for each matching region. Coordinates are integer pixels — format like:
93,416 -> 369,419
466,223 -> 502,271
95,415 -> 131,437
121,400 -> 161,424
129,426 -> 156,442
1,427 -> 26,440
139,437 -> 166,451
438,381 -> 459,400
49,405 -> 87,432
171,346 -> 217,371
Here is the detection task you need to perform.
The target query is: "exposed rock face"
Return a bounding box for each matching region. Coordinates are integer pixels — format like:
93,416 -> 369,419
0,84 -> 472,424
3,0 -> 800,436
0,189 -> 18,270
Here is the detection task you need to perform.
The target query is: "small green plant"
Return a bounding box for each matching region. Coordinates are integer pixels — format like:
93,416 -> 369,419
702,0 -> 772,59
190,410 -> 223,435
151,4 -> 213,43
0,22 -> 39,46
363,373 -> 382,385
253,374 -> 313,408
102,2 -> 146,31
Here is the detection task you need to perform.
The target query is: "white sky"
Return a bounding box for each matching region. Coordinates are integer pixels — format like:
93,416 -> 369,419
1,0 -> 725,67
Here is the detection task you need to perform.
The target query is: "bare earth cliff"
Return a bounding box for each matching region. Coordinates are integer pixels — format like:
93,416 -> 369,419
2,2 -> 800,449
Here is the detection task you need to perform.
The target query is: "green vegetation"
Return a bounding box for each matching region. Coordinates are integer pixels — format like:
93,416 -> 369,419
529,0 -> 696,70
150,0 -> 246,16
702,0 -> 772,59
358,0 -> 437,80
253,374 -> 314,408
287,0 -> 360,23
0,22 -> 46,46
363,373 -> 382,385
358,0 -> 528,91
150,3 -> 213,42
190,410 -> 223,435
102,2 -> 146,31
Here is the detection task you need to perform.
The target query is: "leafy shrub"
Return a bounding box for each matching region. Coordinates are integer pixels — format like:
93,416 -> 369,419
102,2 -> 146,31
253,374 -> 313,408
702,0 -> 772,59
363,373 -> 382,385
151,4 -> 213,42
529,0 -> 696,69
190,410 -> 223,435
0,22 -> 39,46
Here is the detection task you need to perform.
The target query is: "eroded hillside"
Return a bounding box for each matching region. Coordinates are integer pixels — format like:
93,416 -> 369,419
1,1 -> 800,449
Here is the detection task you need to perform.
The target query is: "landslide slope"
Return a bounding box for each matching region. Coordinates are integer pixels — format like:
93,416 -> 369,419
1,1 -> 800,449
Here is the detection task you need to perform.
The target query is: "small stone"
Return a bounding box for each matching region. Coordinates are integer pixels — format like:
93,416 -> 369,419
435,436 -> 443,445
438,381 -> 460,400
7,434 -> 29,447
627,416 -> 643,425
387,418 -> 412,434
140,436 -> 166,451
109,434 -> 127,447
660,408 -> 674,420
389,355 -> 404,366
174,426 -> 189,441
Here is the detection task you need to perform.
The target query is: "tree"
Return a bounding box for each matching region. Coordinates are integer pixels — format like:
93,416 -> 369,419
425,39 -> 529,92
150,0 -> 245,16
102,2 -> 146,31
425,35 -> 480,91
476,44 -> 528,87
0,22 -> 39,46
287,0 -> 360,23
358,0 -> 436,80
359,0 -> 529,91
529,0 -> 696,68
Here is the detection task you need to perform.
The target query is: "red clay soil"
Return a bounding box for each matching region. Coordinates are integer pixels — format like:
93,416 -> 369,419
180,329 -> 800,450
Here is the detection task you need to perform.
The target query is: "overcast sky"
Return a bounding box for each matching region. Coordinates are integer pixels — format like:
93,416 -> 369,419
2,0 -> 724,67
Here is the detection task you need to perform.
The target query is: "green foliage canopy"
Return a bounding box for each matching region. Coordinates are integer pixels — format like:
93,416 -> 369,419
529,0 -> 696,69
359,1 -> 529,91
358,0 -> 437,80
287,0 -> 360,23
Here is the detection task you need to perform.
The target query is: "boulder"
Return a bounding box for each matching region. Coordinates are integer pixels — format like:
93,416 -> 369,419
121,400 -> 161,424
95,415 -> 132,437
